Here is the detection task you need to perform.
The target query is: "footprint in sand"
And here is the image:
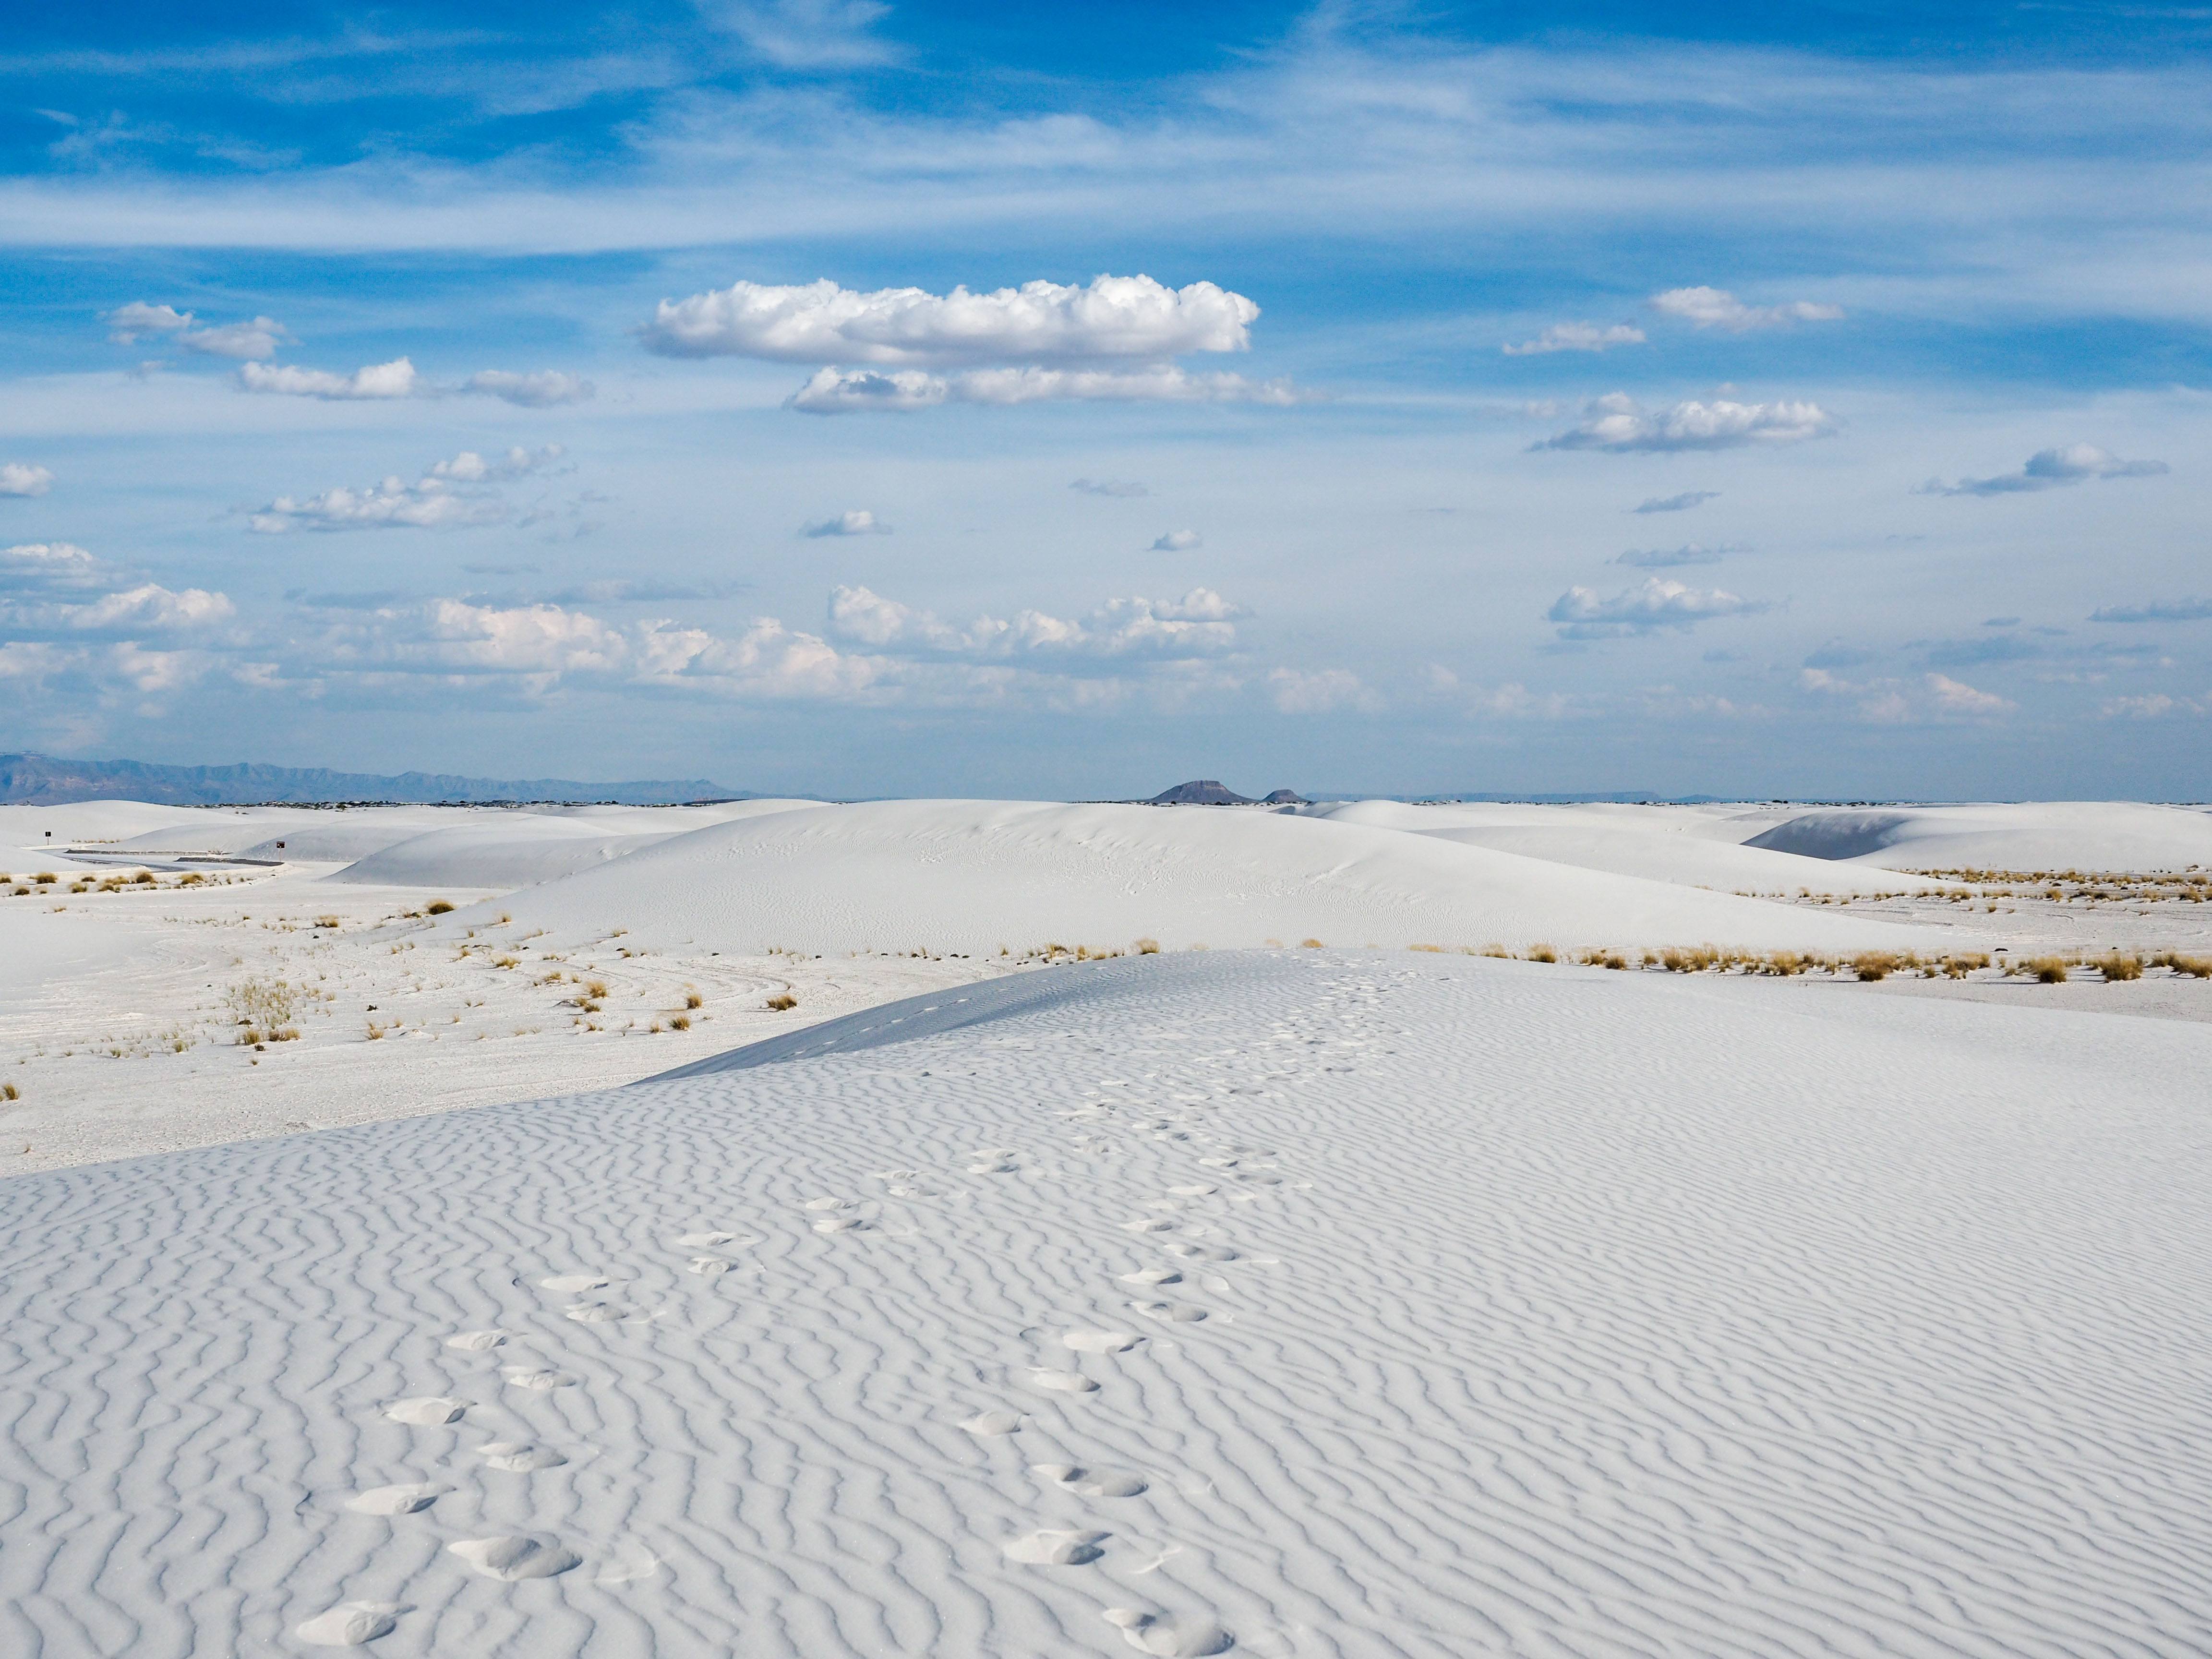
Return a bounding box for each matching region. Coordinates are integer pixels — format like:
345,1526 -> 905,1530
595,1539 -> 661,1584
448,1534 -> 581,1581
1166,1184 -> 1218,1198
1121,1219 -> 1176,1234
383,1397 -> 468,1426
812,1216 -> 867,1234
1105,1610 -> 1236,1656
675,1231 -> 753,1249
1130,1302 -> 1209,1324
1027,1368 -> 1099,1394
969,1160 -> 1019,1175
687,1256 -> 738,1274
540,1274 -> 610,1294
803,1197 -> 851,1212
1165,1242 -> 1238,1262
1197,1158 -> 1238,1168
295,1601 -> 409,1647
961,1409 -> 1024,1436
502,1366 -> 579,1391
1002,1527 -> 1109,1564
1119,1268 -> 1182,1286
563,1301 -> 627,1323
1033,1462 -> 1149,1498
1061,1329 -> 1141,1355
345,1483 -> 450,1516
443,1330 -> 506,1352
476,1442 -> 567,1472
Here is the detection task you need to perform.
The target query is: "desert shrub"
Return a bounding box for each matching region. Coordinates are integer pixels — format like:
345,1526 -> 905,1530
493,954 -> 520,969
315,914 -> 341,929
425,900 -> 455,915
1300,938 -> 1324,949
2020,955 -> 2070,983
1,1082 -> 17,1102
2153,951 -> 2212,977
670,1014 -> 691,1031
1527,944 -> 1558,963
1850,951 -> 1899,981
1767,951 -> 1805,976
1941,953 -> 1989,978
179,872 -> 204,885
2093,953 -> 2143,982
226,978 -> 295,1035
1135,938 -> 1161,955
684,990 -> 704,1009
1660,946 -> 1722,974
766,993 -> 798,1011
1409,943 -> 1444,953
585,979 -> 608,998
269,1026 -> 301,1042
132,870 -> 154,884
34,873 -> 56,884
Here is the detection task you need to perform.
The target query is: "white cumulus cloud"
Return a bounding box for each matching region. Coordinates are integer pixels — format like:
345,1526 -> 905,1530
1917,443 -> 2169,497
1548,575 -> 1770,636
1649,287 -> 1844,331
1924,672 -> 2014,716
1536,392 -> 1837,452
102,302 -> 290,359
1151,529 -> 1202,551
239,357 -> 421,400
825,584 -> 1241,659
0,541 -> 234,638
803,509 -> 890,538
1502,322 -> 1645,356
252,447 -> 562,532
642,273 -> 1259,366
1,462 -> 54,497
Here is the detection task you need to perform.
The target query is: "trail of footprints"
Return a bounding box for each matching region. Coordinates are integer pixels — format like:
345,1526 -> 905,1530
295,987 -> 1342,1654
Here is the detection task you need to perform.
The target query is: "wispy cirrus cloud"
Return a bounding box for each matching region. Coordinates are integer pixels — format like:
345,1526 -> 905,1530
802,508 -> 889,537
785,363 -> 1303,413
1537,393 -> 1836,453
2089,596 -> 2212,623
1648,286 -> 1843,331
1917,442 -> 2168,497
1502,322 -> 1645,356
1632,491 -> 1719,514
1613,544 -> 1731,567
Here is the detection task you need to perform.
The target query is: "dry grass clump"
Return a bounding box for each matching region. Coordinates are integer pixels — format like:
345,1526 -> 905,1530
1850,951 -> 1900,982
1300,938 -> 1324,949
2092,952 -> 2143,981
226,978 -> 297,1045
1408,943 -> 1444,953
1527,944 -> 1558,963
425,900 -> 455,915
684,990 -> 704,1009
766,993 -> 798,1011
2018,955 -> 2070,984
314,914 -> 341,929
1,1082 -> 17,1102
2153,951 -> 2212,977
34,872 -> 57,884
584,979 -> 609,998
1135,938 -> 1161,955
1941,952 -> 1990,978
493,954 -> 520,970
670,1014 -> 691,1031
1660,946 -> 1723,974
1577,947 -> 1628,970
178,871 -> 204,885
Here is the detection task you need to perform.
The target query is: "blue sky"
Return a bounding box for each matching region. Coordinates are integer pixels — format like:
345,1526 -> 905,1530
1,1 -> 2207,798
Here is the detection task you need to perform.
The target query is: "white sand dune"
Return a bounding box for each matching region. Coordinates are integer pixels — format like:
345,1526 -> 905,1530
0,798 -> 212,854
1309,799 -> 1942,894
322,801 -> 819,889
1743,800 -> 2212,870
481,799 -> 1944,956
4,950 -> 2209,1657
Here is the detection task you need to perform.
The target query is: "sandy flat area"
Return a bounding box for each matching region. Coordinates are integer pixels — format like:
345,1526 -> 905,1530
4,948 -> 2210,1656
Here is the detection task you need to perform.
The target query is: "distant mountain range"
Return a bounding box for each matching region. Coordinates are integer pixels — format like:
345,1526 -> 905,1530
0,753 -> 746,807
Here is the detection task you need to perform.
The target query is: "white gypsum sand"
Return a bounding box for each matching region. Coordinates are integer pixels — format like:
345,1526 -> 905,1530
8,796 -> 2212,1172
3,950 -> 2211,1657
